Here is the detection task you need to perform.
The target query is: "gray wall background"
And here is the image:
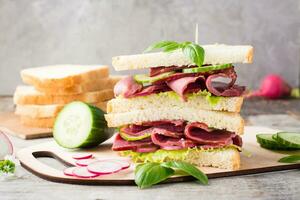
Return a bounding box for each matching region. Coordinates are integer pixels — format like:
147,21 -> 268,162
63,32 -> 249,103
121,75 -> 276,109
0,0 -> 299,95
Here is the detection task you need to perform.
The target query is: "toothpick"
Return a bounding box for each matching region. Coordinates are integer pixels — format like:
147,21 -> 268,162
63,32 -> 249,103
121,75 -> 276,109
195,23 -> 199,44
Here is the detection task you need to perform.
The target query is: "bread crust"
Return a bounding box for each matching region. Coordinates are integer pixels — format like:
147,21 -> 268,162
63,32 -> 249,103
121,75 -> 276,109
34,76 -> 123,95
16,101 -> 108,118
20,116 -> 55,128
112,45 -> 254,71
105,107 -> 244,135
107,93 -> 244,113
14,86 -> 114,105
21,65 -> 109,88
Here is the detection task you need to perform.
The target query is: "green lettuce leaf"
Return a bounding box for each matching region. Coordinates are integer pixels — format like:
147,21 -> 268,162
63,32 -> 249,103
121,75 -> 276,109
120,145 -> 241,163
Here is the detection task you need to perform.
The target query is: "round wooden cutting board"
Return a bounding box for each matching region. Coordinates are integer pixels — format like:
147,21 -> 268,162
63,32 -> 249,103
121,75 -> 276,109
17,126 -> 300,185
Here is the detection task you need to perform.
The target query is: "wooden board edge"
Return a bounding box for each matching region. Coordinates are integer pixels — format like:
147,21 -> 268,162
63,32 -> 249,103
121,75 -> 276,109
18,150 -> 300,185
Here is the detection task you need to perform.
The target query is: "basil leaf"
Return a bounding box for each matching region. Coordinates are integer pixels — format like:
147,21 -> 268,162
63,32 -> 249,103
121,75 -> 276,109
278,155 -> 300,163
135,163 -> 174,189
163,43 -> 181,52
182,43 -> 205,67
144,41 -> 179,53
0,160 -> 15,173
161,161 -> 208,185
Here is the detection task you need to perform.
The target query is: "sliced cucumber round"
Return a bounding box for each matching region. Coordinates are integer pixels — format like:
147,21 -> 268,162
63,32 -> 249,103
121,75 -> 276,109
272,133 -> 278,141
183,63 -> 232,73
276,132 -> 300,149
53,101 -> 112,149
119,130 -> 151,141
256,134 -> 290,150
134,71 -> 175,84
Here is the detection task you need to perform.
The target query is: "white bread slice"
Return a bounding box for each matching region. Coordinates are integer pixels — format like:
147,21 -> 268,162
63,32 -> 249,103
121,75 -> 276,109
186,147 -> 240,170
14,86 -> 113,105
20,116 -> 55,128
15,101 -> 108,118
19,102 -> 108,128
21,65 -> 109,88
112,44 -> 253,71
34,76 -> 123,95
107,92 -> 244,113
105,107 -> 244,134
127,147 -> 240,170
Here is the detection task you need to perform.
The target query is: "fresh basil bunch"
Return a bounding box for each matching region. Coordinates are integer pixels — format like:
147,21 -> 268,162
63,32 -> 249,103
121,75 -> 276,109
144,41 -> 205,67
135,161 -> 208,189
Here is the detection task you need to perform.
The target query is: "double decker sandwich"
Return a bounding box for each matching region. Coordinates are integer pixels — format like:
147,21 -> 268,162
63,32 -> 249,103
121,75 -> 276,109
105,42 -> 253,170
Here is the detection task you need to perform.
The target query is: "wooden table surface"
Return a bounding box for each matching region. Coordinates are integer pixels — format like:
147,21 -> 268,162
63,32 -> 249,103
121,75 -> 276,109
1,96 -> 300,200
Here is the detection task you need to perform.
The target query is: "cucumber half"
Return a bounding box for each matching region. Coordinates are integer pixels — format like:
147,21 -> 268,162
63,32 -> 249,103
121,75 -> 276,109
183,63 -> 232,73
53,101 -> 112,149
134,71 -> 175,84
276,132 -> 300,149
256,134 -> 290,150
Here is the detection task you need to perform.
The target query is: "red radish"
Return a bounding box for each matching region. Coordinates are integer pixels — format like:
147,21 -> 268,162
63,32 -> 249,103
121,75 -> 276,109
72,167 -> 99,178
72,153 -> 93,160
75,158 -> 97,167
0,131 -> 13,160
249,74 -> 291,99
87,160 -> 123,175
63,167 -> 77,176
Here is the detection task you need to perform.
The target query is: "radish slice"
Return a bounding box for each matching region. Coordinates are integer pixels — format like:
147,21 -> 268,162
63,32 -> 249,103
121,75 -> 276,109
113,160 -> 130,169
64,167 -> 77,176
75,158 -> 97,167
97,159 -> 130,169
72,167 -> 99,178
87,160 -> 122,175
0,131 -> 13,160
72,153 -> 93,160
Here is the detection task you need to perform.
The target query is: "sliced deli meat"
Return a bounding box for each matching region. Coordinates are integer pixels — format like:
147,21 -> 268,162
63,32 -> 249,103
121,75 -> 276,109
205,67 -> 245,97
114,66 -> 245,99
112,133 -> 158,152
166,75 -> 205,100
184,122 -> 242,147
150,66 -> 189,77
151,129 -> 196,150
114,76 -> 143,98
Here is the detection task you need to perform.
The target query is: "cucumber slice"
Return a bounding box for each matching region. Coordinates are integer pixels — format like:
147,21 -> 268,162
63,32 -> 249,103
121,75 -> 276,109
276,132 -> 300,149
53,101 -> 113,149
134,72 -> 175,84
272,133 -> 278,141
183,63 -> 232,73
256,134 -> 291,150
120,131 -> 151,141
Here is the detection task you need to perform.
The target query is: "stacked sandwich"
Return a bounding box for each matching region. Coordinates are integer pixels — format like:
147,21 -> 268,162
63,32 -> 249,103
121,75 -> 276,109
14,65 -> 121,128
105,44 -> 253,170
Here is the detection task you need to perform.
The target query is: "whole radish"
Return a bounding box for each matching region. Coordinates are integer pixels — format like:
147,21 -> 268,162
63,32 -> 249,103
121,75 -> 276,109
250,74 -> 291,99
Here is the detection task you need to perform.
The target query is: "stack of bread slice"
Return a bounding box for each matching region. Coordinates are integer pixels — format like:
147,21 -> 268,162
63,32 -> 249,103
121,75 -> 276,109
14,65 -> 121,128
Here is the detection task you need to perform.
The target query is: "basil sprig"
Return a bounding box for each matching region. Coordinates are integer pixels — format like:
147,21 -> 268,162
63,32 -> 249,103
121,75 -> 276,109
278,155 -> 300,163
135,161 -> 208,189
161,161 -> 208,185
135,163 -> 174,189
144,41 -> 205,67
0,160 -> 15,174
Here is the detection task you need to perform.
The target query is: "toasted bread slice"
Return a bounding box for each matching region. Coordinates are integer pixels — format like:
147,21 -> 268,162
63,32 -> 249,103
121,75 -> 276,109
107,92 -> 244,113
16,101 -> 108,118
112,44 -> 253,71
105,107 -> 244,135
21,65 -> 109,88
34,76 -> 123,95
124,147 -> 240,170
14,86 -> 113,105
